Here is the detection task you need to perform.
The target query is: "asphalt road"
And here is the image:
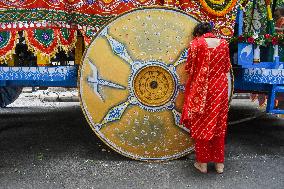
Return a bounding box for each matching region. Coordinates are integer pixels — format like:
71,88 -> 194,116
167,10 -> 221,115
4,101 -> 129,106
0,97 -> 283,189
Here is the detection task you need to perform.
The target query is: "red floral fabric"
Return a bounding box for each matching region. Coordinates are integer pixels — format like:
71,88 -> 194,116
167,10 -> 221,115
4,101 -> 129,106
181,33 -> 231,141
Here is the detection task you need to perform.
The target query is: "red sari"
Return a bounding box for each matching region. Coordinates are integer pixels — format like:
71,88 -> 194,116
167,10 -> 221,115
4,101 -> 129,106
181,33 -> 231,140
181,33 -> 231,162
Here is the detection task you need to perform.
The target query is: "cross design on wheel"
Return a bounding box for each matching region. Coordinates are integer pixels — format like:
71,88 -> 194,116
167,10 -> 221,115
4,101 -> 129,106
87,58 -> 126,101
89,27 -> 189,133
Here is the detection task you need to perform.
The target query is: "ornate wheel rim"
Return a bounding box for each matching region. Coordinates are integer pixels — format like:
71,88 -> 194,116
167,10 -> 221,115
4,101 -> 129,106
79,7 -> 233,161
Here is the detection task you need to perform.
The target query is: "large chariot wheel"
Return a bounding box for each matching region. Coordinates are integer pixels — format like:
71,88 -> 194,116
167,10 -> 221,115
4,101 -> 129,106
79,7 -> 233,161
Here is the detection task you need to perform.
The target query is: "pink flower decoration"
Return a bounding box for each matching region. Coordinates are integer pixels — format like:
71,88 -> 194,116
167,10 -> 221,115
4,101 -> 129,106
247,37 -> 255,44
264,34 -> 271,39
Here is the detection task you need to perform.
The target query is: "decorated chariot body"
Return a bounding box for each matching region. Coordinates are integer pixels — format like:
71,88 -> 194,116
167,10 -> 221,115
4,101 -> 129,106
0,0 -> 283,161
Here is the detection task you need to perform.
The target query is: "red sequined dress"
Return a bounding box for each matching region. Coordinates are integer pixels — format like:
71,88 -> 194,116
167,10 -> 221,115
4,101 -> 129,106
181,33 -> 231,141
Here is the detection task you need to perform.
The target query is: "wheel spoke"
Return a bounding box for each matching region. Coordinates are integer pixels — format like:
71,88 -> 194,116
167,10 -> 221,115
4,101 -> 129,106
172,49 -> 188,67
94,100 -> 132,131
171,108 -> 190,133
100,27 -> 134,65
87,58 -> 126,101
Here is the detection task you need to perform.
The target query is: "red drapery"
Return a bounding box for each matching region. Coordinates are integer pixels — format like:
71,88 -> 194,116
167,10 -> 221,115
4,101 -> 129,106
181,33 -> 231,141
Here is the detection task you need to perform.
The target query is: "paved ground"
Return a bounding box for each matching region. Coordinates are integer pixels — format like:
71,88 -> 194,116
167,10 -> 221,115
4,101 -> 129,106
0,96 -> 283,189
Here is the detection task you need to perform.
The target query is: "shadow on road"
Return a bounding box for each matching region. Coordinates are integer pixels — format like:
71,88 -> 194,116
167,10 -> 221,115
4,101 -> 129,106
0,106 -> 129,165
0,102 -> 283,164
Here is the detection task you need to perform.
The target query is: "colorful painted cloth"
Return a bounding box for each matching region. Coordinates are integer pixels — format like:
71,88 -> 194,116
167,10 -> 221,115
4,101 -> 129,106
181,33 -> 231,141
0,1 -> 238,62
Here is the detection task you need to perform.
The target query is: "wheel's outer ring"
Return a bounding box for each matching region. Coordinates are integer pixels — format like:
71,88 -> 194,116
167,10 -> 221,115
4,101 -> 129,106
78,6 -> 234,162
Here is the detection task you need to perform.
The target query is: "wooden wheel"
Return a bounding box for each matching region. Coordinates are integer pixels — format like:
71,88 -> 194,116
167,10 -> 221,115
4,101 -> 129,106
79,7 -> 233,161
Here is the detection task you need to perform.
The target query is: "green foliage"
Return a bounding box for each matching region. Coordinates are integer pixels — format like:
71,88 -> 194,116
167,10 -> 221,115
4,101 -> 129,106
243,0 -> 267,34
230,33 -> 284,46
277,0 -> 284,7
242,0 -> 284,35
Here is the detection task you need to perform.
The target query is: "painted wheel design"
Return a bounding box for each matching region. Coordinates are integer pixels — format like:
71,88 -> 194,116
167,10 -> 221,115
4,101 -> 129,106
79,7 -> 233,161
133,65 -> 175,107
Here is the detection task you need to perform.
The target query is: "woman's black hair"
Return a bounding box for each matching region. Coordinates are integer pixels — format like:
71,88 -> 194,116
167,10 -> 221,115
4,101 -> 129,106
192,22 -> 213,37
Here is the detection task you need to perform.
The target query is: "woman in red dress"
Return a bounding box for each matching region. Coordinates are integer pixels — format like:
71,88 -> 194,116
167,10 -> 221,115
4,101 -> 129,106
181,23 -> 231,174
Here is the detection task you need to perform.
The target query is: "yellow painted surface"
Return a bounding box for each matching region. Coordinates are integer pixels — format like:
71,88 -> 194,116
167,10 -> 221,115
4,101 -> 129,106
80,8 -> 198,161
101,0 -> 114,3
37,52 -> 50,66
75,35 -> 84,65
7,56 -> 15,66
101,106 -> 191,158
108,10 -> 196,64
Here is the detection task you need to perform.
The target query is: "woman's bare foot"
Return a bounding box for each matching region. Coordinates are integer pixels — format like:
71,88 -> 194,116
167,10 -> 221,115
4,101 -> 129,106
215,163 -> 224,174
194,162 -> 207,173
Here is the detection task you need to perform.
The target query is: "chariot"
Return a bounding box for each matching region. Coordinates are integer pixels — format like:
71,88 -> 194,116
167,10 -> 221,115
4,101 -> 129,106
0,0 -> 283,161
